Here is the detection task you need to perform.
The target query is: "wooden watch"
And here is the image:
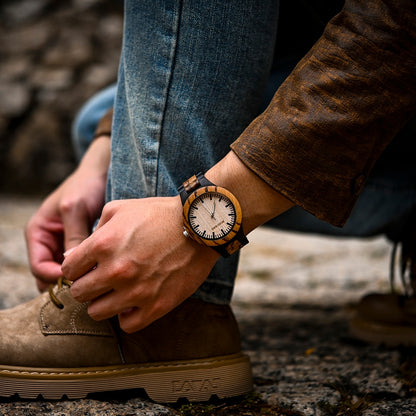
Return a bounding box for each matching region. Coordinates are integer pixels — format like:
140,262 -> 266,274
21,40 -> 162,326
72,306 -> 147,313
178,172 -> 248,257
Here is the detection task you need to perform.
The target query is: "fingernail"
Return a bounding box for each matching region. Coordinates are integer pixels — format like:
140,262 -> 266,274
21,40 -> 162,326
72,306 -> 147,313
63,247 -> 77,257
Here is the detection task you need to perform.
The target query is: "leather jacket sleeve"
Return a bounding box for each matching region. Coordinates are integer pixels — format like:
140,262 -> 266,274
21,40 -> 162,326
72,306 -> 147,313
230,0 -> 416,227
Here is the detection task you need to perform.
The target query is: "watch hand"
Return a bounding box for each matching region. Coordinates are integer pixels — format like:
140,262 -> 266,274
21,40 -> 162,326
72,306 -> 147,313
201,203 -> 212,216
211,201 -> 216,219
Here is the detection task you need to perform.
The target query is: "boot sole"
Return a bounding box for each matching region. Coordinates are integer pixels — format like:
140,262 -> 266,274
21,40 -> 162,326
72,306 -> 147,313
350,316 -> 416,347
0,353 -> 252,403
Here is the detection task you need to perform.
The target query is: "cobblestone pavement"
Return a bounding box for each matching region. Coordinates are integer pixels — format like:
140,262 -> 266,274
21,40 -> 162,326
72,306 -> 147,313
1,196 -> 416,415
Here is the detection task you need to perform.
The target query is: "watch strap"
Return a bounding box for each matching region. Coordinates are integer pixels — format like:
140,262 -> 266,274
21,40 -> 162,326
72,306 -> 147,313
214,226 -> 248,257
178,172 -> 214,204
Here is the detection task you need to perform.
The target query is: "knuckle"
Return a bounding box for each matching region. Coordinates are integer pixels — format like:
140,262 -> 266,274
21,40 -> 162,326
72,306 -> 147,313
90,234 -> 112,254
112,260 -> 134,280
102,200 -> 120,215
59,198 -> 83,215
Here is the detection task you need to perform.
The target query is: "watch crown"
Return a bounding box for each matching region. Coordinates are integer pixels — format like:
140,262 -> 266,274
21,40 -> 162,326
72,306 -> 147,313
183,228 -> 190,238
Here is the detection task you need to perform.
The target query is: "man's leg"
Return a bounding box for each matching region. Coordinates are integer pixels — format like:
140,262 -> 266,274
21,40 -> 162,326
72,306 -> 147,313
0,0 -> 280,402
108,0 -> 280,304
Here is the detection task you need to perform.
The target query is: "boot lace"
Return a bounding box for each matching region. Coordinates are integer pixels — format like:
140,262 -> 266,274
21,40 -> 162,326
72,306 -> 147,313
49,277 -> 72,309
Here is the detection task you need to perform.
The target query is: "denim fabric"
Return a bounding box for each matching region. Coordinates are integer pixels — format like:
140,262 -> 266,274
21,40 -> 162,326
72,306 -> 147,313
268,167 -> 416,241
107,0 -> 280,303
73,0 -> 416,304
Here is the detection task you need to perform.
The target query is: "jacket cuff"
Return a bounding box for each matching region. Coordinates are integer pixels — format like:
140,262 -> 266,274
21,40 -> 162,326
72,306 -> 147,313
231,0 -> 416,227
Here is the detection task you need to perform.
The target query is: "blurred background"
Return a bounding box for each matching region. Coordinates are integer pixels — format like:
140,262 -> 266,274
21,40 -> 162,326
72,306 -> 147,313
0,0 -> 123,196
1,0 -> 347,198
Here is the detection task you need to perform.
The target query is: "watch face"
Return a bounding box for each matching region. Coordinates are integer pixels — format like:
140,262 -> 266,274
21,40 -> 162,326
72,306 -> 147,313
187,190 -> 237,241
182,185 -> 243,247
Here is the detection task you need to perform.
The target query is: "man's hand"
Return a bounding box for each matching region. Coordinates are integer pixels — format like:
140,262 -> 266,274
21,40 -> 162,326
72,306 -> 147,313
61,150 -> 293,333
25,136 -> 110,291
62,196 -> 219,333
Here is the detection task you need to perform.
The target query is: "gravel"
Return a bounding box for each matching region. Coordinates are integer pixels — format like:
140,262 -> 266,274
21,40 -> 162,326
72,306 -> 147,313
1,195 -> 415,415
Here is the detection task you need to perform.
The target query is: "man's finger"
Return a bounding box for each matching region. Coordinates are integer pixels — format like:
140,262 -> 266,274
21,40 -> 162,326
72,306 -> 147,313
60,200 -> 91,251
69,265 -> 111,303
61,233 -> 98,282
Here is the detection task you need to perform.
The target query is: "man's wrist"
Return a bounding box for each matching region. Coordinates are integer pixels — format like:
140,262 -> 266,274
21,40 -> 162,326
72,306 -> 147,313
205,151 -> 294,234
77,135 -> 111,175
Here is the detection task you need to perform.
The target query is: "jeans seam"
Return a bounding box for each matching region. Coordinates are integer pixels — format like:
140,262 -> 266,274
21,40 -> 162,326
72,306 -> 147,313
154,0 -> 184,195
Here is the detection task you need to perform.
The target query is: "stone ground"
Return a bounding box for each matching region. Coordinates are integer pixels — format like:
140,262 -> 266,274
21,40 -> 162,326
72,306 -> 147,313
1,195 -> 416,415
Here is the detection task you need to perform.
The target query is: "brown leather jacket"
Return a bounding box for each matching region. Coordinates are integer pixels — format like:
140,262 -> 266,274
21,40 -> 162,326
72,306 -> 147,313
231,0 -> 416,227
97,0 -> 415,227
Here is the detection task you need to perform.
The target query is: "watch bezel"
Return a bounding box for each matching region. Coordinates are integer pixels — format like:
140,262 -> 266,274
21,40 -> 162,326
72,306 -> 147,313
182,185 -> 243,248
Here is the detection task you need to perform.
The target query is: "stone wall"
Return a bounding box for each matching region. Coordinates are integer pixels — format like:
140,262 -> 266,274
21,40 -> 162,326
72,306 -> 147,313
0,0 -> 123,195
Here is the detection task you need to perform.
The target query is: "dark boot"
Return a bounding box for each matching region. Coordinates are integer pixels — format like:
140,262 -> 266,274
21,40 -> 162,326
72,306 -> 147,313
350,213 -> 416,346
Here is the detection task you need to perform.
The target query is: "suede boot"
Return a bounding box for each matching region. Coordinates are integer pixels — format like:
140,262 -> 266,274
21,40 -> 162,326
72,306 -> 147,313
0,278 -> 252,402
350,216 -> 416,346
350,293 -> 416,346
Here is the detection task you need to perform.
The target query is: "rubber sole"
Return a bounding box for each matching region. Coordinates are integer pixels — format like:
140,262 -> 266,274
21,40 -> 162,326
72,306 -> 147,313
0,353 -> 252,403
349,316 -> 416,347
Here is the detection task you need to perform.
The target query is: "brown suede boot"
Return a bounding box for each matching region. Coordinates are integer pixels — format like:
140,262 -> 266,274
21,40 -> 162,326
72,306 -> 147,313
0,278 -> 252,402
349,293 -> 416,346
350,216 -> 416,346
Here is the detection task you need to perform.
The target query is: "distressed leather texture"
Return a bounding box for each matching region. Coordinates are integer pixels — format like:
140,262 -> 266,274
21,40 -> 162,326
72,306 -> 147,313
231,0 -> 416,227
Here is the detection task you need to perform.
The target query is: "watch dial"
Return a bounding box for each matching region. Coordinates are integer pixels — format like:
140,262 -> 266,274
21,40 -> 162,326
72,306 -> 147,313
188,192 -> 236,240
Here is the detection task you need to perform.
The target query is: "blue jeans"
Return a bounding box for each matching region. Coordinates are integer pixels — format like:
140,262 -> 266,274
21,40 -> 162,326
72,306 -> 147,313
73,0 -> 416,304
